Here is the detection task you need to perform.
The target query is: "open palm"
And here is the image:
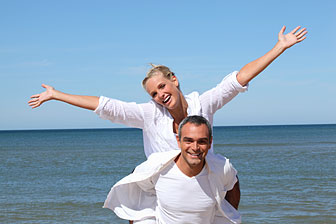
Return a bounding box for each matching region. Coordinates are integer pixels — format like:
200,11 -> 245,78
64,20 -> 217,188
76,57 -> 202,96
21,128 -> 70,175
28,84 -> 54,108
278,26 -> 307,49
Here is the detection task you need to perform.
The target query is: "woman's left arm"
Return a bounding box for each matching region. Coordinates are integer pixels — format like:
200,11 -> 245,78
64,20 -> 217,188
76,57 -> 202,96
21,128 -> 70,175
237,25 -> 307,86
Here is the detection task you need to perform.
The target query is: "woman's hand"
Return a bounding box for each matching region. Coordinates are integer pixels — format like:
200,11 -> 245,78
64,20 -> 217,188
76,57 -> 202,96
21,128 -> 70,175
278,26 -> 307,50
28,84 -> 55,108
236,25 -> 308,86
28,84 -> 99,110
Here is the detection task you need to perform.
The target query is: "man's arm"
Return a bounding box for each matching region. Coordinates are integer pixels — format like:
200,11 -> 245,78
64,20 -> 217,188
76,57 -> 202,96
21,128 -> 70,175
237,25 -> 307,86
225,177 -> 240,210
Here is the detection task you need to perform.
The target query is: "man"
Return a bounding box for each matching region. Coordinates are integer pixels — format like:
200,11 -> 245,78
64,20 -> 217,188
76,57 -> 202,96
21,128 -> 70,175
104,116 -> 241,223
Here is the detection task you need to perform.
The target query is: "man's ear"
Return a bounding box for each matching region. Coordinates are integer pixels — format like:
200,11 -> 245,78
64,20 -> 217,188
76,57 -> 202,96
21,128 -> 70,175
209,136 -> 213,146
176,135 -> 181,148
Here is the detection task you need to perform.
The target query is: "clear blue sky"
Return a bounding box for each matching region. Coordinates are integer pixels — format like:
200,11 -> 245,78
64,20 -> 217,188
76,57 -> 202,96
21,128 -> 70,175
1,0 -> 335,130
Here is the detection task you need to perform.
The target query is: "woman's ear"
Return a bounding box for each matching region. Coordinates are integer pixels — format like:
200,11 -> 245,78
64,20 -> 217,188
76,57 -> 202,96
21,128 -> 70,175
172,75 -> 179,88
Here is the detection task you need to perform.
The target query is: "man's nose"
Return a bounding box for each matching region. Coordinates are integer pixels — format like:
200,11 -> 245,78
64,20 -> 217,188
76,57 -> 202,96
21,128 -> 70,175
192,141 -> 199,150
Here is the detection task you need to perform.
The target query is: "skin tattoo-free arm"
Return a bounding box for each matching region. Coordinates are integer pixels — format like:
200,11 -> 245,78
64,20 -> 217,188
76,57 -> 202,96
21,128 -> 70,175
236,25 -> 307,86
225,178 -> 240,210
28,84 -> 99,110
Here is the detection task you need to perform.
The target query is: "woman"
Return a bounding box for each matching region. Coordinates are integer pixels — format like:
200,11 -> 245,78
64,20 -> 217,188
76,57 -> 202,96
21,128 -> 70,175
28,25 -> 307,158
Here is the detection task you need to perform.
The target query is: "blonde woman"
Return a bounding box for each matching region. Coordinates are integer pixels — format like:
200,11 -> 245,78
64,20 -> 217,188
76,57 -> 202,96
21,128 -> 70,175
29,25 -> 307,158
28,26 -> 307,218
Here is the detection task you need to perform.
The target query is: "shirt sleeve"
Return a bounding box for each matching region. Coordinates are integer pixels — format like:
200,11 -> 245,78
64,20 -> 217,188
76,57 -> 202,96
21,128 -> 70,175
223,159 -> 238,192
136,178 -> 155,193
94,96 -> 155,129
199,71 -> 248,116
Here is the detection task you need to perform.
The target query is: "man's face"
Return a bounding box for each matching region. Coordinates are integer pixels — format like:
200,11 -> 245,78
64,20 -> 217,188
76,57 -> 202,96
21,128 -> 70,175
176,123 -> 212,171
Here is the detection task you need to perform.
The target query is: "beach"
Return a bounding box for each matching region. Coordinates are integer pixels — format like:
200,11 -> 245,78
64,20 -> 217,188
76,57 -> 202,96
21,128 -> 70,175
1,125 -> 335,223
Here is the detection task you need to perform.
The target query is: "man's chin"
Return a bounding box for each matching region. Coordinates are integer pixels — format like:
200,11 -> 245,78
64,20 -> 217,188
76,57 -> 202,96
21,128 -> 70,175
187,159 -> 203,167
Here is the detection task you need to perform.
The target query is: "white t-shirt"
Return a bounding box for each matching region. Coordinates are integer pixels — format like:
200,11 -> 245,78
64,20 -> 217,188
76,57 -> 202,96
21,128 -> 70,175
153,162 -> 216,224
95,71 -> 248,157
104,150 -> 241,224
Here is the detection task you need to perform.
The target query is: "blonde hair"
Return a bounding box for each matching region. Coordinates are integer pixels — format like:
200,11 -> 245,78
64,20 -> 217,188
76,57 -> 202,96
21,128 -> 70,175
142,64 -> 180,90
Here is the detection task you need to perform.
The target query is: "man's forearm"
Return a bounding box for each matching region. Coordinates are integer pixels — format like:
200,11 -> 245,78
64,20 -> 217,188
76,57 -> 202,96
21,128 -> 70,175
225,179 -> 240,210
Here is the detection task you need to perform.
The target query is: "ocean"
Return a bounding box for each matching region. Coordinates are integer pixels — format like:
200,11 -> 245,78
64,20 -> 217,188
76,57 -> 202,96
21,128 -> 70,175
1,125 -> 335,223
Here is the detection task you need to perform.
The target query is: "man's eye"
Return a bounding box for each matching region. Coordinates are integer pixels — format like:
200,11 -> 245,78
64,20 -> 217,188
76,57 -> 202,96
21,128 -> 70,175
198,140 -> 208,145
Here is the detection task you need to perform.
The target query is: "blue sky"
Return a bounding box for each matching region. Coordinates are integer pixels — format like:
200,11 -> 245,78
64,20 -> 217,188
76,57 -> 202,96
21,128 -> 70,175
1,0 -> 335,130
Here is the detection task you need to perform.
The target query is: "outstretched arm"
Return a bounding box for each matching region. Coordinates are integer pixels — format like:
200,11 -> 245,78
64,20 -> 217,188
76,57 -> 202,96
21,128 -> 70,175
28,84 -> 99,110
237,25 -> 307,86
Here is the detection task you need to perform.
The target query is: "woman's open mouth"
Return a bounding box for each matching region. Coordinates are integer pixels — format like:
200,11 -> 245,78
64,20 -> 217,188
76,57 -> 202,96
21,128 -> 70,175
163,95 -> 171,104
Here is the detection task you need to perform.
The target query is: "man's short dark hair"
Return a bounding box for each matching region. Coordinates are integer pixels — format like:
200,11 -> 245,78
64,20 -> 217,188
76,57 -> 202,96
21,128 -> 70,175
178,115 -> 212,140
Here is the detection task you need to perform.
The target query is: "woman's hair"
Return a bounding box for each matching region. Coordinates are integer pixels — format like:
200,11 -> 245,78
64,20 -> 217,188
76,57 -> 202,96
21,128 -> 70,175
142,64 -> 180,90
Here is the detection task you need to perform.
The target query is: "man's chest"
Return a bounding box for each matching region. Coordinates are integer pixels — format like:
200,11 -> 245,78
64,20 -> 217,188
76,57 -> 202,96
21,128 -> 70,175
154,163 -> 216,213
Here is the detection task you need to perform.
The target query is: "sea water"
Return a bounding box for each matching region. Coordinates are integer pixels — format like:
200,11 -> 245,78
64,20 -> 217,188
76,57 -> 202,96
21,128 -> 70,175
1,125 -> 335,223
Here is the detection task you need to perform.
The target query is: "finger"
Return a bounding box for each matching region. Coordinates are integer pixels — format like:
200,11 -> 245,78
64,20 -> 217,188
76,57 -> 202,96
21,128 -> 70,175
31,102 -> 41,109
297,36 -> 307,42
28,98 -> 39,104
279,25 -> 286,35
41,84 -> 47,89
295,28 -> 306,36
29,102 -> 39,107
30,94 -> 40,98
291,26 -> 301,34
297,30 -> 308,39
28,100 -> 39,105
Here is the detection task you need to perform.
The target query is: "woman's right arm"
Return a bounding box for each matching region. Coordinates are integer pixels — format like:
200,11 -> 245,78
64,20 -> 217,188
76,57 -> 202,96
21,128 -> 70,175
28,84 -> 99,110
29,84 -> 153,129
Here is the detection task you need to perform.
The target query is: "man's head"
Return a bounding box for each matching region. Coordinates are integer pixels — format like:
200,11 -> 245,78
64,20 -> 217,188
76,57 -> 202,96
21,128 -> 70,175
176,116 -> 213,176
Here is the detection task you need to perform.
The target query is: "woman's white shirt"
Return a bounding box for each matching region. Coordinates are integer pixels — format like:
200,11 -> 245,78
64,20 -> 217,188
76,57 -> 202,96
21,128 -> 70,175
94,71 -> 247,158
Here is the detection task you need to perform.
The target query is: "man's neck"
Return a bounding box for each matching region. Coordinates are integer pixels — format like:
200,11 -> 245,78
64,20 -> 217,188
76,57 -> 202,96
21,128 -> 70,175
174,154 -> 205,177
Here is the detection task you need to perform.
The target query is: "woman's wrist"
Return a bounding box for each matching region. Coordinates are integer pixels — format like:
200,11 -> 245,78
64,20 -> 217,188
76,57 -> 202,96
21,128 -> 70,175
274,41 -> 287,54
51,89 -> 61,101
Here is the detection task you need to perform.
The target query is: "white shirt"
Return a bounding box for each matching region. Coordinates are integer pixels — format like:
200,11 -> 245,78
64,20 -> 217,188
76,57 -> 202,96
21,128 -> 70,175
154,162 -> 216,224
103,150 -> 241,224
94,71 -> 248,158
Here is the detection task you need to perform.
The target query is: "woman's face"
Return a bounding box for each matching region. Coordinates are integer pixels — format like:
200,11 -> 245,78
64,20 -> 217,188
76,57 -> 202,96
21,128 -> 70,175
145,74 -> 180,110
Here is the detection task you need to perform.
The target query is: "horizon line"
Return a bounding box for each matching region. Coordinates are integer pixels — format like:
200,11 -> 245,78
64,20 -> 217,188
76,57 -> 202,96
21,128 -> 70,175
1,123 -> 335,132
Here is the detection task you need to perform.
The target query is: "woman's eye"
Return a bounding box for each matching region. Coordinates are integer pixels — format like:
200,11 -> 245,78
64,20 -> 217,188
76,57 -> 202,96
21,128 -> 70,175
159,84 -> 165,89
152,93 -> 157,98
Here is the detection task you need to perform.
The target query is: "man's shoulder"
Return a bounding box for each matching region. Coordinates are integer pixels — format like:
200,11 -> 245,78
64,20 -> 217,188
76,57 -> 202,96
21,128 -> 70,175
206,152 -> 238,190
206,152 -> 228,165
206,152 -> 235,174
148,150 -> 180,160
134,150 -> 180,173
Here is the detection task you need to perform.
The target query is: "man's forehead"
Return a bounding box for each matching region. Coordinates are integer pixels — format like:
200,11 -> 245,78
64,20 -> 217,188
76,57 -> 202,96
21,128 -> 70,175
180,123 -> 209,137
